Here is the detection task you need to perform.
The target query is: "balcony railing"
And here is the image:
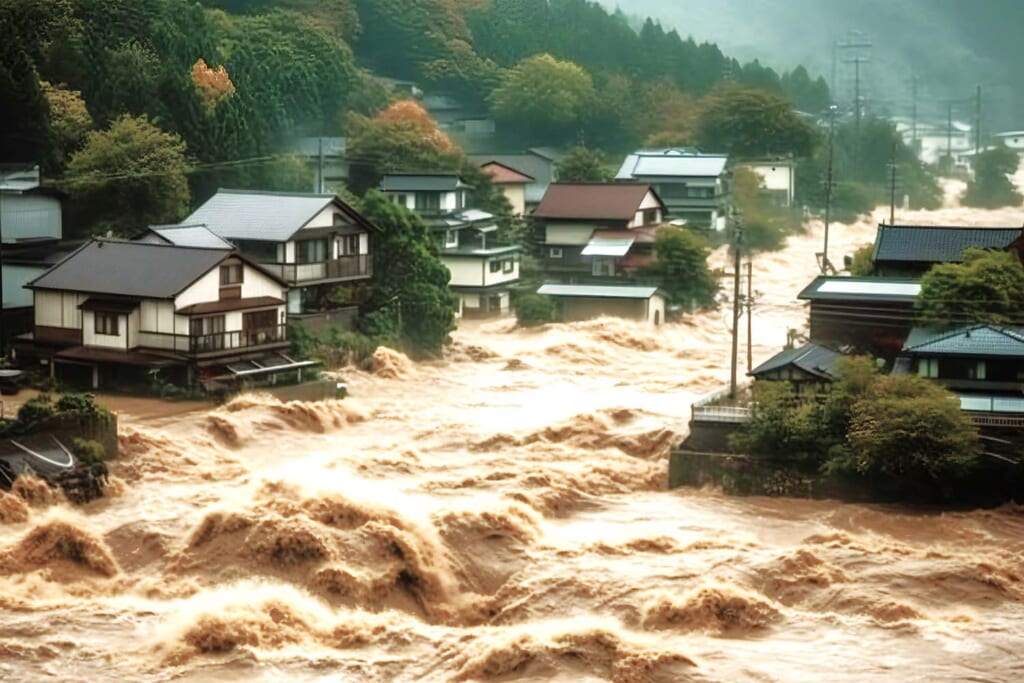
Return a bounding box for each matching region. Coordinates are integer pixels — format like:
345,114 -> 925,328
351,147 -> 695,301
189,324 -> 288,355
261,255 -> 371,284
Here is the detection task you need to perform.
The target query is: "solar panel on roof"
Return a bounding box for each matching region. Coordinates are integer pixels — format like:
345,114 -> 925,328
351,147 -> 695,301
817,281 -> 921,296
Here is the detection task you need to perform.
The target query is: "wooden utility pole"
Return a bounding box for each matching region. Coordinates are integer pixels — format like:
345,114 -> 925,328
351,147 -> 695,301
822,105 -> 837,274
745,260 -> 753,374
947,101 -> 953,163
975,84 -> 983,156
889,143 -> 898,225
910,75 -> 919,149
730,212 -> 743,399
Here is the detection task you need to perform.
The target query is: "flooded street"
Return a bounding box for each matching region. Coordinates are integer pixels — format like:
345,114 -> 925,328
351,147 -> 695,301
2,202 -> 1024,682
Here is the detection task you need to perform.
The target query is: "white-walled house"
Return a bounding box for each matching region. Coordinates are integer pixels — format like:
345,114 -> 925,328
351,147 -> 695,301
380,174 -> 521,317
480,161 -> 533,216
13,240 -> 311,390
184,190 -> 377,318
740,157 -> 795,207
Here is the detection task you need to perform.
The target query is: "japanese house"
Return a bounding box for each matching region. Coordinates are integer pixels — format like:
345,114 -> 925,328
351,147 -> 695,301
136,224 -> 235,249
739,156 -> 795,207
536,284 -> 666,326
615,149 -> 731,230
749,343 -> 844,398
183,190 -> 376,322
898,324 -> 1024,424
532,183 -> 666,282
468,150 -> 559,213
798,276 -> 921,357
480,161 -> 533,216
380,173 -> 520,317
13,240 -> 312,390
871,224 -> 1024,277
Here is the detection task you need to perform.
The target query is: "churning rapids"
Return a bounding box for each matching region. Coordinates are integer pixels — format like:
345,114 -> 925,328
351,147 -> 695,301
3,192 -> 1024,682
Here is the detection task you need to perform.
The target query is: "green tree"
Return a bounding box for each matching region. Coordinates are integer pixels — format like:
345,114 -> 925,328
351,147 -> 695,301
512,293 -> 557,327
41,80 -> 93,168
842,374 -> 980,482
489,54 -> 594,141
556,145 -> 612,182
848,243 -> 875,276
358,191 -> 456,355
640,227 -> 718,309
694,84 -> 819,158
963,144 -> 1023,208
63,114 -> 189,236
915,248 -> 1024,326
732,166 -> 799,253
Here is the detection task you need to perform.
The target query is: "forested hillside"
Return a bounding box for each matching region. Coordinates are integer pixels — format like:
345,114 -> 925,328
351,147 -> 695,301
0,0 -> 830,235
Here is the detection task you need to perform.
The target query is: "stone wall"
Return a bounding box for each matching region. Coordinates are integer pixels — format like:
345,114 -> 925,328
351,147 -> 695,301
31,410 -> 119,459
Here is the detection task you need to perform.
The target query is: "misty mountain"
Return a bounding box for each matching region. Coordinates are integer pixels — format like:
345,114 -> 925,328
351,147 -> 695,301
600,0 -> 1024,130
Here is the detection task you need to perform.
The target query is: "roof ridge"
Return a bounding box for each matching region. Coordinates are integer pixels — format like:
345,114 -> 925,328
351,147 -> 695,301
94,237 -> 231,252
216,188 -> 336,199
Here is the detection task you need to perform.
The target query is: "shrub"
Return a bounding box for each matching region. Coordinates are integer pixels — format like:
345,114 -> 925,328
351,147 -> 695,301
71,438 -> 106,466
513,293 -> 558,327
55,393 -> 100,414
16,395 -> 56,428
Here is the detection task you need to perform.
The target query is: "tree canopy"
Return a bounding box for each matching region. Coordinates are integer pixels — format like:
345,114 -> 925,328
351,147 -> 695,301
556,145 -> 612,182
915,248 -> 1024,327
962,144 -> 1023,208
694,84 -> 819,158
489,54 -> 594,140
640,227 -> 719,309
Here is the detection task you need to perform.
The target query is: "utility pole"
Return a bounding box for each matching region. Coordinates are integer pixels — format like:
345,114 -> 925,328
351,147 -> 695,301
822,105 -> 837,274
845,57 -> 870,134
910,75 -> 919,149
975,84 -> 983,156
947,101 -> 953,164
834,31 -> 872,109
745,260 -> 753,374
729,211 -> 743,399
888,143 -> 898,225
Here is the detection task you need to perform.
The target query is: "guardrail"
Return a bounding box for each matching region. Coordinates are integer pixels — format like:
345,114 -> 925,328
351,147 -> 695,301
691,382 -> 752,424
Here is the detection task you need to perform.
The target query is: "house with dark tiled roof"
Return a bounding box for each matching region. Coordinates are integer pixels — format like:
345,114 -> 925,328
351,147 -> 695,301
379,173 -> 520,318
871,224 -> 1024,276
183,190 -> 377,319
13,240 -> 314,390
532,183 -> 666,281
898,324 -> 1024,421
750,343 -> 845,397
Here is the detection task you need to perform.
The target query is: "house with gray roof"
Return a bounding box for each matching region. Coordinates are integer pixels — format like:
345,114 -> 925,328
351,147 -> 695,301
184,189 -> 377,318
615,149 -> 731,230
379,173 -> 520,318
871,224 -> 1024,277
899,324 -> 1024,419
13,240 -> 314,391
137,224 -> 234,250
750,343 -> 845,398
467,151 -> 559,211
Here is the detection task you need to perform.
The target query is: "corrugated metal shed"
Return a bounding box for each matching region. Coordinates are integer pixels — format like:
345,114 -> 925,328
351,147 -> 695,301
537,284 -> 661,300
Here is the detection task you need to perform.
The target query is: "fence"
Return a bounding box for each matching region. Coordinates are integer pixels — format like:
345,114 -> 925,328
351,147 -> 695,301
690,382 -> 752,424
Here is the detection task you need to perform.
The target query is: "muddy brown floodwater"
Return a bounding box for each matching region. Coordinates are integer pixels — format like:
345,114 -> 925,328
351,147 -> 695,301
2,197 -> 1024,682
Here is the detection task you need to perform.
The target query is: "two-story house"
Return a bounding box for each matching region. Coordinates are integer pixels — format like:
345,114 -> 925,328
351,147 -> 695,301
13,240 -> 310,390
615,149 -> 730,231
183,190 -> 377,323
532,183 -> 666,282
468,149 -> 560,214
380,174 -> 520,318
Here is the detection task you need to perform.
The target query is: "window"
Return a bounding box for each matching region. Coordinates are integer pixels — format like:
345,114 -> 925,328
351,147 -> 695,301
917,358 -> 939,379
503,259 -> 514,274
445,230 -> 458,249
643,209 -> 659,225
236,241 -> 278,262
455,191 -> 465,210
95,312 -> 119,336
489,260 -> 502,273
220,264 -> 244,286
415,192 -> 441,212
393,193 -> 408,207
190,315 -> 226,352
971,361 -> 987,381
295,238 -> 327,264
342,234 -> 360,256
549,247 -> 563,259
592,257 -> 614,277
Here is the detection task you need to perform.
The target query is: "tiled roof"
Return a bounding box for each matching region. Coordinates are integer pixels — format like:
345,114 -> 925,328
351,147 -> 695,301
750,343 -> 844,380
185,190 -> 339,242
28,240 -> 231,298
481,161 -> 534,184
147,224 -> 234,250
616,149 -> 728,180
468,153 -> 556,203
537,284 -> 661,300
902,325 -> 1024,357
533,183 -> 661,221
872,225 -> 1023,264
798,276 -> 921,303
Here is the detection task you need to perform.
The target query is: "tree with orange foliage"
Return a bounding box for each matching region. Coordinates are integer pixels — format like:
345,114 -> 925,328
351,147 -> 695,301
190,58 -> 235,108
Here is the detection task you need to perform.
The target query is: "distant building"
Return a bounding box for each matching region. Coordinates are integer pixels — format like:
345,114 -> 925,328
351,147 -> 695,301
293,137 -> 349,194
871,224 -> 1024,277
14,240 -> 313,390
468,150 -> 560,212
184,190 -> 377,323
895,118 -> 972,165
480,161 -> 533,216
740,157 -> 795,207
532,183 -> 665,281
798,276 -> 921,356
615,149 -> 731,230
379,173 -> 520,318
537,284 -> 666,326
991,131 -> 1024,152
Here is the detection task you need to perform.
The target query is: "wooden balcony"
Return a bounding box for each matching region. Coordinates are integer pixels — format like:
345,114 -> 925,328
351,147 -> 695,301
189,324 -> 288,356
262,255 -> 371,284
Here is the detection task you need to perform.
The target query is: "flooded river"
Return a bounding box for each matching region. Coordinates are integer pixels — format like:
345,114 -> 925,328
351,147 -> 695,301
2,200 -> 1024,682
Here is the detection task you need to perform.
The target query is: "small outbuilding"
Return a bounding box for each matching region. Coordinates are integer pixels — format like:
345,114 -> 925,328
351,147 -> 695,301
749,343 -> 844,398
536,284 -> 666,325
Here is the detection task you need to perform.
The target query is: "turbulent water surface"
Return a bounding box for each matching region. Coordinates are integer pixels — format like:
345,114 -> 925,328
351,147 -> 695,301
2,200 -> 1024,682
